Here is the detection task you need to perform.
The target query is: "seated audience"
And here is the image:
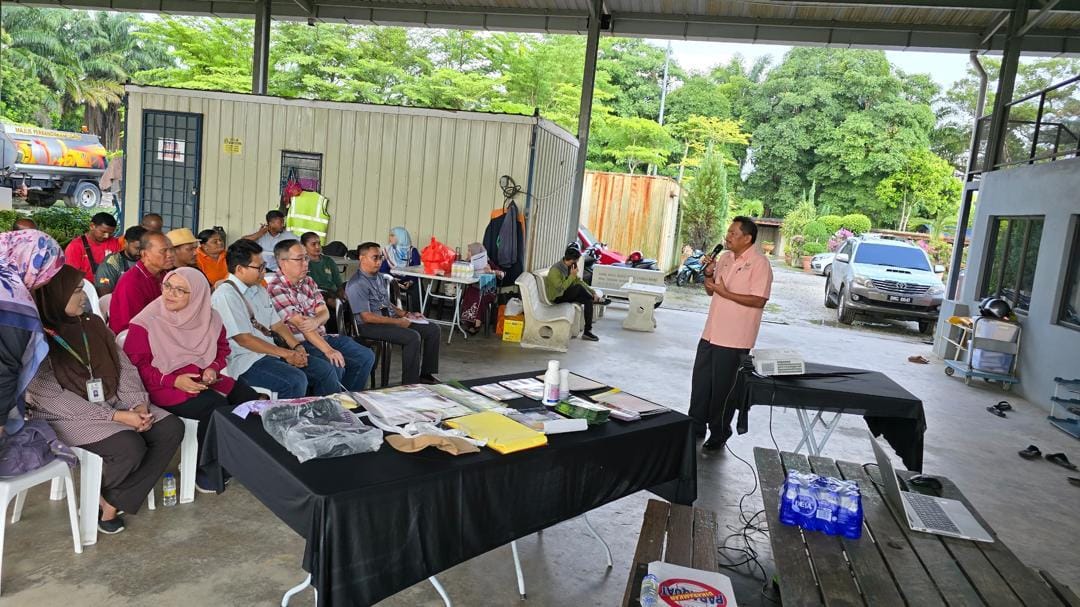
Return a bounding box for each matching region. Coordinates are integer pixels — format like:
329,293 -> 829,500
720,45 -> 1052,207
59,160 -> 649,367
545,247 -> 603,342
302,232 -> 344,332
118,213 -> 163,249
65,211 -> 120,282
196,229 -> 228,286
124,267 -> 261,492
109,231 -> 175,334
380,226 -> 422,312
266,240 -> 374,392
212,240 -> 341,398
243,210 -> 298,271
0,230 -> 64,449
166,228 -> 199,269
95,225 -> 146,295
460,242 -> 503,334
26,265 -> 183,535
346,242 -> 440,384
12,217 -> 37,231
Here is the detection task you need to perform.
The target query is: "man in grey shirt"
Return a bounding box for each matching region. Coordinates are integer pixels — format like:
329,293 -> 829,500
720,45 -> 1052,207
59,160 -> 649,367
242,209 -> 298,271
210,239 -> 337,398
345,241 -> 441,384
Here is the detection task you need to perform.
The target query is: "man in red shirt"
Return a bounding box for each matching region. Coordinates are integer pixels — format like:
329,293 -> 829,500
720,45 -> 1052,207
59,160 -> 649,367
108,232 -> 175,334
64,212 -> 121,282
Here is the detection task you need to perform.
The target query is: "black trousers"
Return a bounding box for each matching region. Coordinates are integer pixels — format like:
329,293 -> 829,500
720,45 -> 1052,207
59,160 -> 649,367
554,284 -> 594,332
355,321 -> 440,384
80,415 -> 184,514
688,340 -> 749,442
168,380 -> 261,475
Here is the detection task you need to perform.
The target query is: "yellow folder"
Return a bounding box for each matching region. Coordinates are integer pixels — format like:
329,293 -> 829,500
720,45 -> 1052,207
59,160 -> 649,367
445,411 -> 548,455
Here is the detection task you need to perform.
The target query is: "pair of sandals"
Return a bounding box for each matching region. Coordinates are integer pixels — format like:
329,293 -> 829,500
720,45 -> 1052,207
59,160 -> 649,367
986,400 -> 1013,418
1018,446 -> 1080,485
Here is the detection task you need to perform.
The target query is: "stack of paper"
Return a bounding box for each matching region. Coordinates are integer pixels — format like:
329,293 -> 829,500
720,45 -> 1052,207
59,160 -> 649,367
470,382 -> 522,401
591,389 -> 668,420
445,411 -> 548,454
353,385 -> 472,426
532,372 -> 607,392
506,408 -> 588,434
428,383 -> 505,412
499,378 -> 546,400
554,397 -> 611,425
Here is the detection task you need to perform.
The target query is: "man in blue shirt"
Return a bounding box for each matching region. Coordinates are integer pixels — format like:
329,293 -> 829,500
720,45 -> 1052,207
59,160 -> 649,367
345,242 -> 440,384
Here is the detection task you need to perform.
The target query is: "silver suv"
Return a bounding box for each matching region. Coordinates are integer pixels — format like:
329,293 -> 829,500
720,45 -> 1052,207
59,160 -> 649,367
824,235 -> 945,334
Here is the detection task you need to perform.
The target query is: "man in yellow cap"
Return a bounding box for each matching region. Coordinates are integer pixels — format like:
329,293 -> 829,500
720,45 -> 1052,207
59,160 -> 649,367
166,227 -> 199,269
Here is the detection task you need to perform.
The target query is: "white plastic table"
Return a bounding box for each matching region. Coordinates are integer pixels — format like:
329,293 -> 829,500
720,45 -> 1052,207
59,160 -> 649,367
620,282 -> 665,332
391,266 -> 479,343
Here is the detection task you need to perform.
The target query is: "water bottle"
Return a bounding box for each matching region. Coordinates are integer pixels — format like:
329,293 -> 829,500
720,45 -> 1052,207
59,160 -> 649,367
836,481 -> 863,539
792,474 -> 818,531
778,470 -> 800,526
543,360 -> 561,406
162,473 -> 178,507
639,573 -> 660,606
558,369 -> 570,402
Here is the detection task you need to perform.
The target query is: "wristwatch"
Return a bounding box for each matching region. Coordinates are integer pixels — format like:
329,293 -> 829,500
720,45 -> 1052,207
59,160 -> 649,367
292,344 -> 304,351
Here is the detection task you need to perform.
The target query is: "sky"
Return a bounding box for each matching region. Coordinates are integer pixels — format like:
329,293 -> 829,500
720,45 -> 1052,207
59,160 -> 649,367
661,40 -> 974,89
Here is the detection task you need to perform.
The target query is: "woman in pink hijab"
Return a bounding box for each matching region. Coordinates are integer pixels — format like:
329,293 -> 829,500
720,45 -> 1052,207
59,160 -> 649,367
123,266 -> 260,492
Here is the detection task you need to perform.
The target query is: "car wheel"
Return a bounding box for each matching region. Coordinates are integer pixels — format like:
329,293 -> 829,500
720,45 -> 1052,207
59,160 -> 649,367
823,263 -> 831,276
918,320 -> 936,335
837,286 -> 855,325
824,274 -> 837,309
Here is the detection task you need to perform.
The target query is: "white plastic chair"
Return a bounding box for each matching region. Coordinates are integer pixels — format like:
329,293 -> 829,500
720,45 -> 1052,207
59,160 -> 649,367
81,279 -> 102,319
48,447 -> 156,546
514,273 -> 576,352
98,293 -> 111,322
1,459 -> 82,594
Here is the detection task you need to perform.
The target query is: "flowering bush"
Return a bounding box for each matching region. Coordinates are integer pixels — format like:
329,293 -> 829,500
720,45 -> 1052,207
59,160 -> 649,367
827,228 -> 854,252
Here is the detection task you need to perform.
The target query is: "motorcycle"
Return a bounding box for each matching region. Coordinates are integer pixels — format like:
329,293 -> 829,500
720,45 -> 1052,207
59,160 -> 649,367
676,249 -> 706,286
612,250 -> 659,271
568,241 -> 600,285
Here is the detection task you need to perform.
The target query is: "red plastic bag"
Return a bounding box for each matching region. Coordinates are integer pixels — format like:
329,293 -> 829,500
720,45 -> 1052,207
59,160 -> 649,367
421,237 -> 456,275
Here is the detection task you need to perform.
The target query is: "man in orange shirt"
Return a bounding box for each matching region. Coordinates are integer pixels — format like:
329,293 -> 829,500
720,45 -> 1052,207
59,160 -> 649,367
690,216 -> 774,452
64,212 -> 121,282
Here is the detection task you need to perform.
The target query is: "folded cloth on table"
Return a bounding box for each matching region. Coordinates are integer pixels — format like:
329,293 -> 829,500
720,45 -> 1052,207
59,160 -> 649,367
386,434 -> 480,455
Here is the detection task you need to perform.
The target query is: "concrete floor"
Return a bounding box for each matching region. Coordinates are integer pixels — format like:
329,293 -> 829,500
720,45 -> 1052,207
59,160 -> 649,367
3,301 -> 1078,606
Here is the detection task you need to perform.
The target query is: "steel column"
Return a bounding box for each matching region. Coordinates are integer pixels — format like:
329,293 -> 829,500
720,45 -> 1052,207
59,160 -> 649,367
253,0 -> 271,95
982,0 -> 1029,172
567,0 -> 604,244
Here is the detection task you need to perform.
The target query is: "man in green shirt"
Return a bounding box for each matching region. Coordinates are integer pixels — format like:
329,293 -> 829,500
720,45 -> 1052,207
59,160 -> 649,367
544,246 -> 604,342
303,231 -> 345,331
94,225 -> 146,294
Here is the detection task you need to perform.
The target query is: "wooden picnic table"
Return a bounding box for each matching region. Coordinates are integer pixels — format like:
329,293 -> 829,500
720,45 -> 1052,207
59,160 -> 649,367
754,447 -> 1079,606
622,499 -> 721,607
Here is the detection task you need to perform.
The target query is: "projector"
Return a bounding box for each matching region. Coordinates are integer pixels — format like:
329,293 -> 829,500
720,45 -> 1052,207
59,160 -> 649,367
751,348 -> 806,376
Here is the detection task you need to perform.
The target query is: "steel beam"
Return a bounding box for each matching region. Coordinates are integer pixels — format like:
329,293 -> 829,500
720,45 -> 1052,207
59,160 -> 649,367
567,0 -> 604,244
983,0 -> 1030,172
253,0 -> 271,95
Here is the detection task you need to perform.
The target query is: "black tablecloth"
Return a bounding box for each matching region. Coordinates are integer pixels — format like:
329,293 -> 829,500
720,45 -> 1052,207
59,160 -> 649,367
734,362 -> 926,471
202,371 -> 696,607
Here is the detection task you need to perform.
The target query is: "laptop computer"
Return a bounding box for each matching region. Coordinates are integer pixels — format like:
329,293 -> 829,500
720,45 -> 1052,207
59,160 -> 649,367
869,433 -> 994,543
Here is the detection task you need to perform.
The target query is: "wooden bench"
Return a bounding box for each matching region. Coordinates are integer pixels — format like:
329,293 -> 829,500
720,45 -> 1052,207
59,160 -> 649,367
754,447 -> 1080,606
622,499 -> 720,607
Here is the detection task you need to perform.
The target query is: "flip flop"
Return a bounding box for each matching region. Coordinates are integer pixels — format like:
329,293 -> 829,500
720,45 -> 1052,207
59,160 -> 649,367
994,401 -> 1013,412
907,355 -> 930,364
1068,477 -> 1080,487
986,406 -> 1007,418
1018,445 -> 1042,459
1045,453 -> 1078,470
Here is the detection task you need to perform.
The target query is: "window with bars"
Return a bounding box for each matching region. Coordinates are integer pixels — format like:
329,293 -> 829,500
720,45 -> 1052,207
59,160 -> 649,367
980,216 -> 1044,314
279,151 -> 323,196
1059,217 -> 1080,329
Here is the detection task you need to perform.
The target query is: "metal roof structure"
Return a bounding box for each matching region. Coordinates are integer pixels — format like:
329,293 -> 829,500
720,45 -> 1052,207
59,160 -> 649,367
13,0 -> 1080,54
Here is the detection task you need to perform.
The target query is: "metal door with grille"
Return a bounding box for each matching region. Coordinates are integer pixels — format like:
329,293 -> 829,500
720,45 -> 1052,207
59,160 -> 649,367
139,111 -> 202,231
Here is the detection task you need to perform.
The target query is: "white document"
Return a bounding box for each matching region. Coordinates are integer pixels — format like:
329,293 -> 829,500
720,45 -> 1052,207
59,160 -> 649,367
646,561 -> 739,607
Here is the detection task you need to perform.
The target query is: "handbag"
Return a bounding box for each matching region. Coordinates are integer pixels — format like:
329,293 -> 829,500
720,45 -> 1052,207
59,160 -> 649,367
221,281 -> 291,349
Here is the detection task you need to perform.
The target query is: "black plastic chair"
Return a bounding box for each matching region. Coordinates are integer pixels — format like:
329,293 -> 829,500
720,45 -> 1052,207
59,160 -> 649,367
336,297 -> 392,388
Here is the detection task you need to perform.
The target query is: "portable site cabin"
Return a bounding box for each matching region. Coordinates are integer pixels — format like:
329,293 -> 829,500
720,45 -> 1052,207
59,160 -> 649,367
121,85 -> 578,271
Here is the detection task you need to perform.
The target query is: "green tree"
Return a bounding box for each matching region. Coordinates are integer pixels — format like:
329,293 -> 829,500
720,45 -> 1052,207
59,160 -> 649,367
664,75 -> 731,124
597,38 -> 675,120
595,116 -> 675,173
680,145 -> 729,249
874,149 -> 961,231
135,17 -> 254,93
0,30 -> 55,125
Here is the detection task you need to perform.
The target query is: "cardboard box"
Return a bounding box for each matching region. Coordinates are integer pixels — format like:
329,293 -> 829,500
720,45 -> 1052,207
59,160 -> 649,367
502,316 -> 525,343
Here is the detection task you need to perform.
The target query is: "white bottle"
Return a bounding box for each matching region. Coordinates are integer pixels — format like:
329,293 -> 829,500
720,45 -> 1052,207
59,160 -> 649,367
543,360 -> 561,406
559,369 -> 570,401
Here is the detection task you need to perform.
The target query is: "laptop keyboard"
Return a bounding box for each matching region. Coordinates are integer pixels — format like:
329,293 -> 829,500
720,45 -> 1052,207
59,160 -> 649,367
905,492 -> 960,534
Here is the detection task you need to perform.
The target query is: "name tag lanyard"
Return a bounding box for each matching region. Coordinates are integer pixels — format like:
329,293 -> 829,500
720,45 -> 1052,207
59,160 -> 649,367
44,325 -> 104,402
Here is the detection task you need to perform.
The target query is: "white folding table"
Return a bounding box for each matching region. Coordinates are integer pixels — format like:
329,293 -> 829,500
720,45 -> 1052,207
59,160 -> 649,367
391,266 -> 479,344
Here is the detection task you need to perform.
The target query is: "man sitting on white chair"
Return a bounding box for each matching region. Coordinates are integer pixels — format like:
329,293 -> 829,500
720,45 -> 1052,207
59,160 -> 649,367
345,242 -> 440,385
544,247 -> 605,342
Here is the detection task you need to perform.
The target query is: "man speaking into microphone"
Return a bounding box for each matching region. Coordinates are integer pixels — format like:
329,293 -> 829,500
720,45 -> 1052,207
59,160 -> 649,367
690,216 -> 774,452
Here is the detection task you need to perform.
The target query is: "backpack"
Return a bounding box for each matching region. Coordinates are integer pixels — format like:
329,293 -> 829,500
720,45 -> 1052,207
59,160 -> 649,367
0,420 -> 76,477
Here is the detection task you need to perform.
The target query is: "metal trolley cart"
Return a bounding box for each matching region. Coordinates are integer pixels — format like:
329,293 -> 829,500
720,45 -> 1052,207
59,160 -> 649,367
943,315 -> 1021,391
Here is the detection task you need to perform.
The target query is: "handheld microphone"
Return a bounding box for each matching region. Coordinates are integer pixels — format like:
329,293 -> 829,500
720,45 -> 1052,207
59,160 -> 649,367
711,243 -> 723,257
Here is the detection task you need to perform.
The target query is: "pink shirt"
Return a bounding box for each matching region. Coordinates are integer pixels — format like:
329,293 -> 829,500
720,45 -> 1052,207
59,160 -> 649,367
701,247 -> 774,349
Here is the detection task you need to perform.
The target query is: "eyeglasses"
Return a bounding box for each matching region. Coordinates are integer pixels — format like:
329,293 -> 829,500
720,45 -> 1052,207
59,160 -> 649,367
162,282 -> 191,296
242,263 -> 267,273
283,256 -> 310,264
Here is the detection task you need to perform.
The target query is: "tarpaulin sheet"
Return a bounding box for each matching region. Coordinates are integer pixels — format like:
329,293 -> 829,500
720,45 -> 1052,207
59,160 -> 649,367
202,371 -> 696,606
734,362 -> 926,471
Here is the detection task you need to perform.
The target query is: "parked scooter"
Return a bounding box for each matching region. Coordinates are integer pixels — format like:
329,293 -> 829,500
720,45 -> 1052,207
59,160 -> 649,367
676,249 -> 706,286
568,241 -> 600,285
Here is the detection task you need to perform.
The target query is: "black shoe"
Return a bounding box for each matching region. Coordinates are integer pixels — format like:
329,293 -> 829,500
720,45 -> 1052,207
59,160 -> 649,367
702,437 -> 726,452
419,374 -> 440,385
693,425 -> 707,439
582,331 -> 599,342
98,515 -> 125,535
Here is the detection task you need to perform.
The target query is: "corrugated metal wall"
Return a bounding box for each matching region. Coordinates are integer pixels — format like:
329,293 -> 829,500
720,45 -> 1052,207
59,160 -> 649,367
579,171 -> 681,271
524,119 -> 578,272
123,86 -> 542,253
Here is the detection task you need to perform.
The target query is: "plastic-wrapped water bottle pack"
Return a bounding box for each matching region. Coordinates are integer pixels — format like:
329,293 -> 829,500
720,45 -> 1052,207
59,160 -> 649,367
779,470 -> 863,539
